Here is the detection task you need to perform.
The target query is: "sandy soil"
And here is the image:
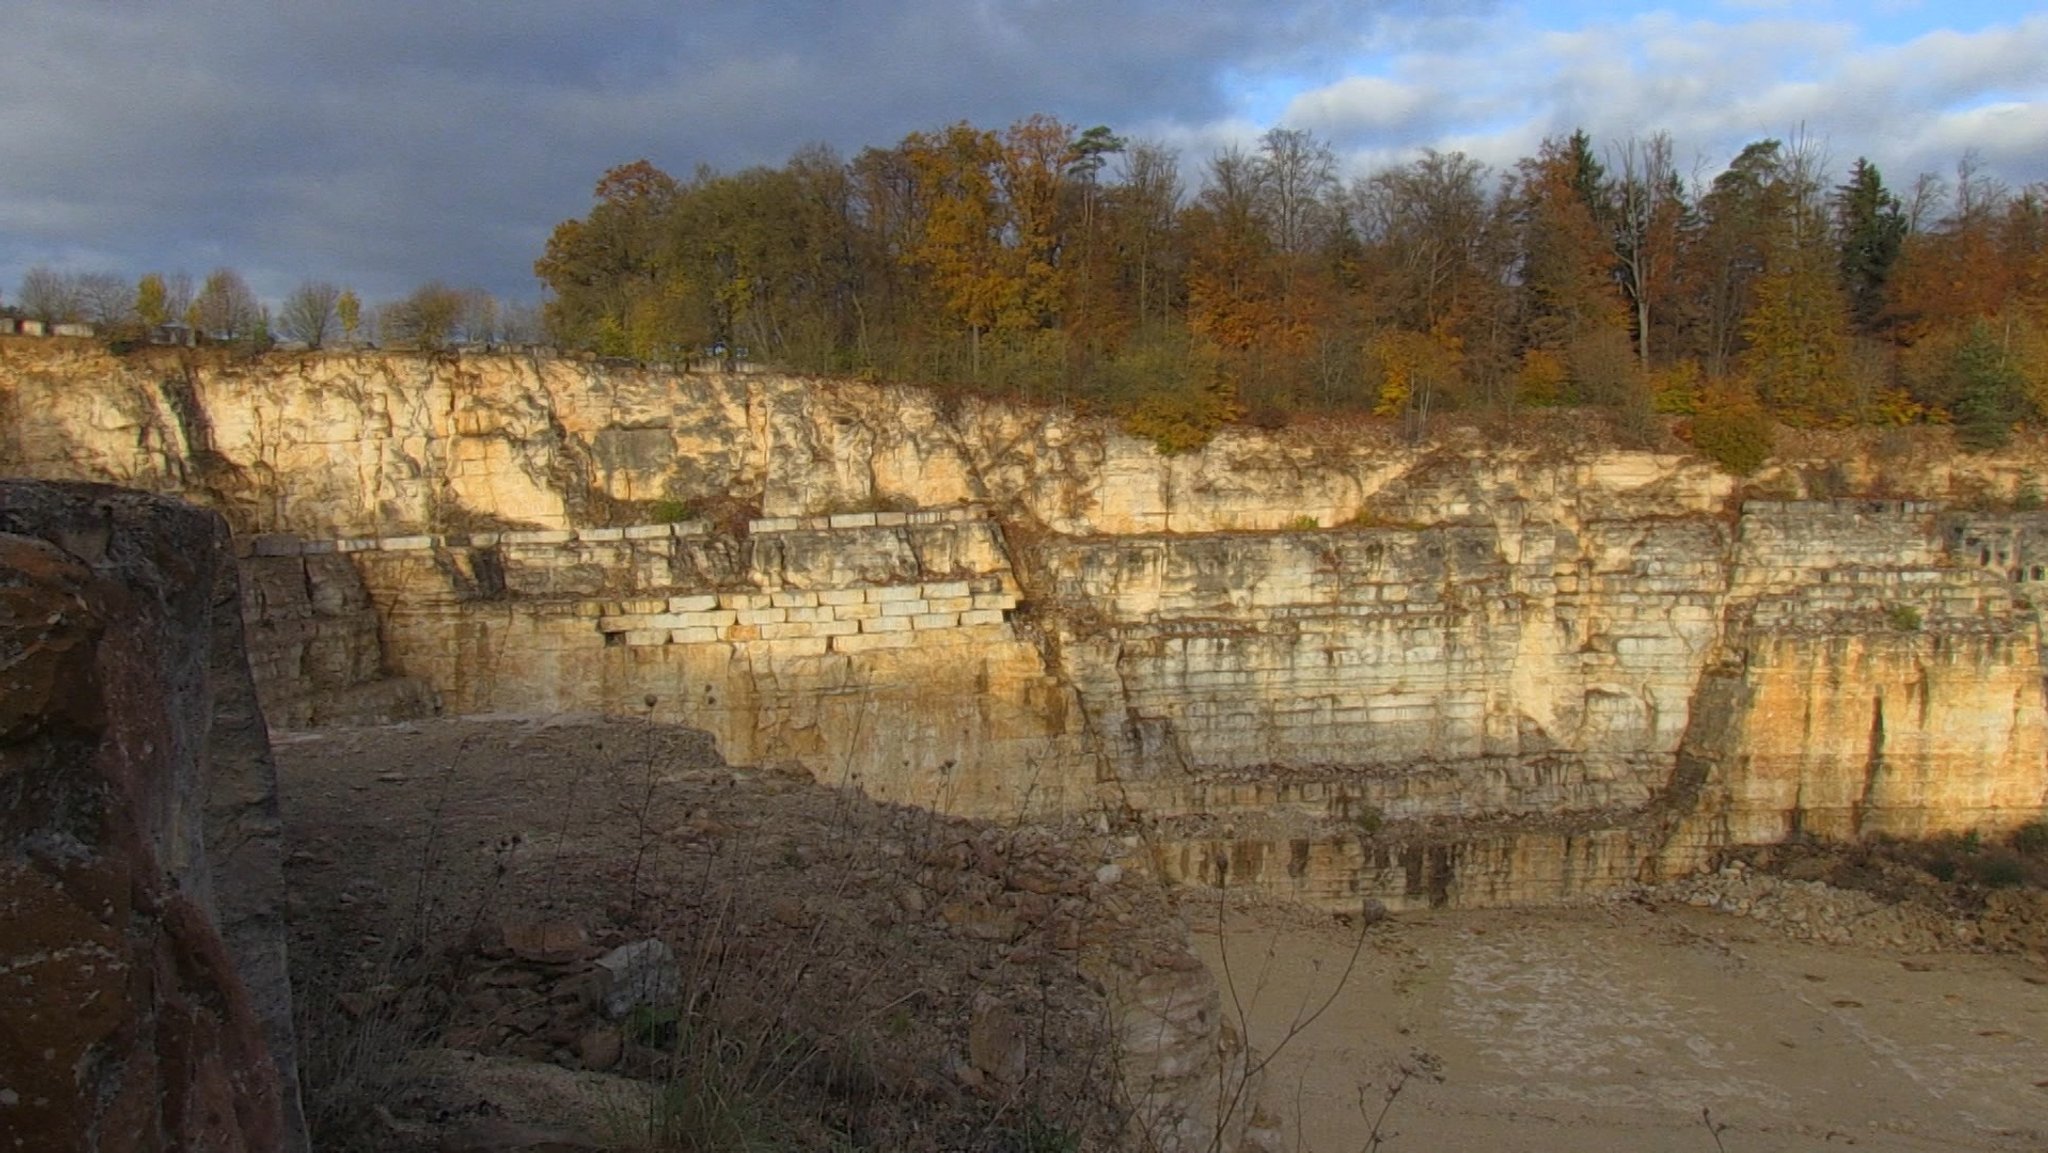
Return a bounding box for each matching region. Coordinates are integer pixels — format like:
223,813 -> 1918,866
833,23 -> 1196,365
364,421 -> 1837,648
1194,900 -> 2048,1152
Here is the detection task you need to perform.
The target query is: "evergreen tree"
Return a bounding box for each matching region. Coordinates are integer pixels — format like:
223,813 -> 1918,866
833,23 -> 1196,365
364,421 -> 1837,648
1833,159 -> 1906,333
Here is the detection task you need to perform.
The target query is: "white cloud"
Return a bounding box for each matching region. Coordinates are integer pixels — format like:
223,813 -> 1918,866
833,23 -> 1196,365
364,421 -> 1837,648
1281,76 -> 1427,138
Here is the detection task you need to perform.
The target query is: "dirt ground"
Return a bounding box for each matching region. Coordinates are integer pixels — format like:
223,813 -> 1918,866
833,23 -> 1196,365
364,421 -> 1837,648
273,714 -> 1159,1152
274,714 -> 2048,1152
1193,899 -> 2048,1153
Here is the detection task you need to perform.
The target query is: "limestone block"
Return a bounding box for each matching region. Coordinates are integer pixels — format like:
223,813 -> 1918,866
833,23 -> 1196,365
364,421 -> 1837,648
913,612 -> 961,630
818,589 -> 867,606
829,512 -> 877,528
738,607 -> 787,626
675,610 -> 737,629
868,585 -> 920,603
785,606 -> 832,624
721,592 -> 773,611
624,524 -> 675,540
923,580 -> 972,599
863,616 -> 912,634
669,594 -> 719,612
758,636 -> 830,658
751,517 -> 801,533
928,596 -> 974,613
503,530 -> 574,545
578,527 -> 625,542
623,629 -> 669,646
834,631 -> 917,653
972,593 -> 1017,611
758,622 -> 816,640
770,590 -> 819,608
815,619 -> 858,637
832,602 -> 880,622
880,599 -> 930,617
670,627 -> 723,644
960,609 -> 1006,626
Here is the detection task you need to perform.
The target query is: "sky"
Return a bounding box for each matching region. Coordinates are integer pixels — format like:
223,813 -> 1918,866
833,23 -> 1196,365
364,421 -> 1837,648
0,0 -> 2041,307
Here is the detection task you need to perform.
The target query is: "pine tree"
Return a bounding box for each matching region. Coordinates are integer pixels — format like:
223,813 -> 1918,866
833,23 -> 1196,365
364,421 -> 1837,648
1833,159 -> 1906,334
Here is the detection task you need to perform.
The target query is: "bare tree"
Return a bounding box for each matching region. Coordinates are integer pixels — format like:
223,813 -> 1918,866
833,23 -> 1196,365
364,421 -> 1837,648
1256,126 -> 1337,257
1113,140 -> 1183,329
1608,132 -> 1679,367
163,271 -> 195,328
458,288 -> 499,347
280,280 -> 343,348
18,266 -> 82,324
76,272 -> 137,328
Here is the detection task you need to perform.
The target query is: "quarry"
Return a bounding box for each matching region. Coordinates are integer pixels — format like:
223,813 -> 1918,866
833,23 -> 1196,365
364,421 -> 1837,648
3,340 -> 2046,1152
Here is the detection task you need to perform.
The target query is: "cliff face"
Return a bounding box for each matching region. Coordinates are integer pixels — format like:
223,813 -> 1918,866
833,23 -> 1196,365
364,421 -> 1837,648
0,480 -> 305,1153
4,342 -> 2045,909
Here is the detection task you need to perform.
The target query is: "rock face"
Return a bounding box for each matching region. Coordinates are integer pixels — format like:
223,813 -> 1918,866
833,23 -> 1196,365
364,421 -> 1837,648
3,343 -> 2046,912
0,480 -> 305,1153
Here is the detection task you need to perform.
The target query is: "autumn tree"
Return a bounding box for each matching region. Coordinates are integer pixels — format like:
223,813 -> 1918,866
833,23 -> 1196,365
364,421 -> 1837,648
1510,132 -> 1631,403
136,273 -> 169,328
1734,139 -> 1856,422
899,122 -> 1014,377
337,289 -> 362,343
381,282 -> 466,350
192,267 -> 260,340
535,159 -> 681,353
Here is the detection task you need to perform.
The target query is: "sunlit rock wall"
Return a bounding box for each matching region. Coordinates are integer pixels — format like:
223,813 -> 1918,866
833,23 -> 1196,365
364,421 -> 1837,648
5,343 -> 2047,904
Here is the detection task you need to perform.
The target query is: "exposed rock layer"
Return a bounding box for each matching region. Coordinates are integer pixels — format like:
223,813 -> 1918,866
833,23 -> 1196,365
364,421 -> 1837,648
4,344 -> 2046,912
0,480 -> 305,1153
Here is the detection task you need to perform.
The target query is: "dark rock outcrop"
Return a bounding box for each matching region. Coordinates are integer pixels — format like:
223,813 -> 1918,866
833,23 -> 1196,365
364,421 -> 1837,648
0,481 -> 305,1152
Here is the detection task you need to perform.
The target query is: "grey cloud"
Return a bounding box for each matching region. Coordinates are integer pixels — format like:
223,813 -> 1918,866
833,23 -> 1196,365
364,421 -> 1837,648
0,0 -> 1447,303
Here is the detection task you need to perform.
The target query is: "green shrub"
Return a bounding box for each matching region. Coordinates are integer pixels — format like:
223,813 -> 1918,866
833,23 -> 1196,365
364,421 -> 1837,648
648,498 -> 693,524
1886,604 -> 1923,632
1971,851 -> 2027,889
1348,802 -> 1384,838
2011,820 -> 2048,857
1687,394 -> 1775,476
1286,514 -> 1320,531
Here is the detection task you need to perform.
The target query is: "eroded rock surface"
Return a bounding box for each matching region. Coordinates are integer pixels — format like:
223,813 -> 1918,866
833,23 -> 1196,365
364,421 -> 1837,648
4,344 -> 2046,912
0,480 -> 304,1153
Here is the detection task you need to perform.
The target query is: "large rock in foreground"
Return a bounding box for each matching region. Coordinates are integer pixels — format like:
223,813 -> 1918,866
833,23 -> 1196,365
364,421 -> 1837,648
0,481 -> 304,1152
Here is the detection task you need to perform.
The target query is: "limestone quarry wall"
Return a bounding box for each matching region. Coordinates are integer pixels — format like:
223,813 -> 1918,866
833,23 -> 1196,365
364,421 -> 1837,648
4,343 -> 2047,910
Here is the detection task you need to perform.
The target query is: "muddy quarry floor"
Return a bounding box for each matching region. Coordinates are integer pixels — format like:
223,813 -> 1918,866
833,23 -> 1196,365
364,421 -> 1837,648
279,717 -> 2048,1152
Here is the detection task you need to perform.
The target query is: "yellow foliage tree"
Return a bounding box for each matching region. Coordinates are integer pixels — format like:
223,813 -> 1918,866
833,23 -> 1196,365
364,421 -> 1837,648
1366,329 -> 1464,417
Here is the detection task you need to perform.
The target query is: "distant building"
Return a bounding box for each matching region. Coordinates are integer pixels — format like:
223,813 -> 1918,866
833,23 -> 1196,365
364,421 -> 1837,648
150,324 -> 197,347
51,322 -> 94,338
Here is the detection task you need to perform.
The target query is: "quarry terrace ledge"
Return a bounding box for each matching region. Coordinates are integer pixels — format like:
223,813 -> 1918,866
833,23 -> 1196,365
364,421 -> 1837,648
232,503 -> 996,558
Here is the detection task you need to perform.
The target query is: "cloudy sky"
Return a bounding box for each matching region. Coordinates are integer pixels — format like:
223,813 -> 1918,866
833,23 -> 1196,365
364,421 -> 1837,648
1,0 -> 2041,307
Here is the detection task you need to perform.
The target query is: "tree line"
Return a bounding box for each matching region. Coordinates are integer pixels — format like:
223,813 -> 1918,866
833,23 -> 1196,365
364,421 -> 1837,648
5,267 -> 540,351
535,118 -> 2048,455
